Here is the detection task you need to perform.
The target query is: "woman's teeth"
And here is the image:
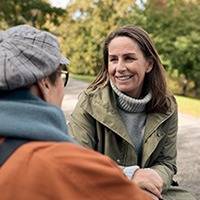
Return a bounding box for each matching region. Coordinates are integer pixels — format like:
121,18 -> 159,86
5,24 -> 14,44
116,75 -> 132,80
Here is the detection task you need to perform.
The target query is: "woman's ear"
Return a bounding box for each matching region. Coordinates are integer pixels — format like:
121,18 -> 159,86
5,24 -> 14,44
146,59 -> 154,73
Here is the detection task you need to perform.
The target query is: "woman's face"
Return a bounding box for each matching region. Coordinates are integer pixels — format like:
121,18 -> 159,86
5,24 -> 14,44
108,36 -> 153,98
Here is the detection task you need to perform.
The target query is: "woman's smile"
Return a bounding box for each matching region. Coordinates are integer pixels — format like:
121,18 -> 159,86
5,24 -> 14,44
115,75 -> 133,81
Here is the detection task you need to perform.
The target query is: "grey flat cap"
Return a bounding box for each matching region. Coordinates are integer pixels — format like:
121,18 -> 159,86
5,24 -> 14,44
0,24 -> 70,90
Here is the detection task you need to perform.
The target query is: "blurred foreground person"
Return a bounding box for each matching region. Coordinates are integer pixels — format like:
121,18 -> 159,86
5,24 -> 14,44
0,25 -> 153,200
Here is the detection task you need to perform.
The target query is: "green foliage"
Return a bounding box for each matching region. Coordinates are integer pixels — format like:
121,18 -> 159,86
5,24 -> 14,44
60,0 -> 199,85
59,0 -> 137,75
1,0 -> 199,97
0,0 -> 65,30
138,0 -> 200,94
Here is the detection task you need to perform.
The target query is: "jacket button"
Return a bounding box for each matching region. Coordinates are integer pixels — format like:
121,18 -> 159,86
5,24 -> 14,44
157,132 -> 161,137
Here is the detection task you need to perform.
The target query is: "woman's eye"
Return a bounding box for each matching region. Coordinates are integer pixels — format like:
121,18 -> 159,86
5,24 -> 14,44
110,58 -> 117,62
127,56 -> 134,60
126,57 -> 135,61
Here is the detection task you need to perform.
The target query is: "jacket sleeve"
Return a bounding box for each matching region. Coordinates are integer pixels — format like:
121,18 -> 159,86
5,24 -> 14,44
68,92 -> 97,149
150,107 -> 178,191
60,143 -> 154,200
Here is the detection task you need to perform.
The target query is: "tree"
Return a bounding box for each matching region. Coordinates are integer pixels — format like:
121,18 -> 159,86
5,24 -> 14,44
58,0 -> 199,96
59,0 -> 137,75
135,0 -> 200,96
0,0 -> 65,31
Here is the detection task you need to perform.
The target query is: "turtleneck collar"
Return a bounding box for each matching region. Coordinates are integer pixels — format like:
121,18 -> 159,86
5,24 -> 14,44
110,80 -> 152,113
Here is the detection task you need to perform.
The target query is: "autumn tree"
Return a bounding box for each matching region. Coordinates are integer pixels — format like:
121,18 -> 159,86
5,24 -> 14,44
140,0 -> 200,95
0,0 -> 65,31
60,0 -> 137,75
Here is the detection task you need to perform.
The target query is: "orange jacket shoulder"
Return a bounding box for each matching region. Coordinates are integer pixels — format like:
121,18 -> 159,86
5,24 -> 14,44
0,142 -> 153,200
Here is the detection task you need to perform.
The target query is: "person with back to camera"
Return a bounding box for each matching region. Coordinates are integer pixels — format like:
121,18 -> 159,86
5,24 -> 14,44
0,24 -> 155,200
68,25 -> 196,200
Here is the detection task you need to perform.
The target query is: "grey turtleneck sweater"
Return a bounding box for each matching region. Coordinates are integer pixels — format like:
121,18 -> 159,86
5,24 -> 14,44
110,81 -> 152,164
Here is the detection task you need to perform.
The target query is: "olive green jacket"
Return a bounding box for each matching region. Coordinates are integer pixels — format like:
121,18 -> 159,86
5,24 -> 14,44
68,84 -> 179,190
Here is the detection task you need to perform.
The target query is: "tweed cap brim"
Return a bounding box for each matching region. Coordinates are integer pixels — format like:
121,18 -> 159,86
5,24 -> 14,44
0,24 -> 70,90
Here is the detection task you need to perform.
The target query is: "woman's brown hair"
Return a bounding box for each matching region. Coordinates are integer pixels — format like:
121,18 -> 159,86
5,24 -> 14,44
88,25 -> 175,113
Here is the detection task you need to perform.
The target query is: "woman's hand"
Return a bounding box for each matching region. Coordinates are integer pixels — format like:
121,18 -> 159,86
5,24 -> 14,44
131,168 -> 163,199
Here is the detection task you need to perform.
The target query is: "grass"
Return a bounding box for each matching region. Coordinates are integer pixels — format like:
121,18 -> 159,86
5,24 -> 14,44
175,95 -> 200,118
70,73 -> 96,83
70,73 -> 200,118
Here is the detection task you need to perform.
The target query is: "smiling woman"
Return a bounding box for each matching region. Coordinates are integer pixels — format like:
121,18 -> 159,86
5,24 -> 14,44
68,25 -> 196,200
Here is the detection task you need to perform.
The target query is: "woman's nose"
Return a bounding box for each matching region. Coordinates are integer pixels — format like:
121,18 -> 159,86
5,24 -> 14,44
116,60 -> 126,71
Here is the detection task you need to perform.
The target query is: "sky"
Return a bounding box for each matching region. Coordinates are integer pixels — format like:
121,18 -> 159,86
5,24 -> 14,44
49,0 -> 69,8
49,0 -> 146,9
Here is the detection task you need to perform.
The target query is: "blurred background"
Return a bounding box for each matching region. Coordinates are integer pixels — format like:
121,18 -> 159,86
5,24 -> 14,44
1,0 -> 199,116
0,0 -> 199,198
0,0 -> 199,99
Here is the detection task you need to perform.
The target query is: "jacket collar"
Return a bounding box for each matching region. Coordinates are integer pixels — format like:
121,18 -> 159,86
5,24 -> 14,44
81,85 -> 133,145
144,110 -> 173,141
142,109 -> 175,167
81,85 -> 175,147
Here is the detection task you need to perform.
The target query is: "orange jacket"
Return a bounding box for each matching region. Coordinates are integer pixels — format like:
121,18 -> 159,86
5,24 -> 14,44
0,139 -> 153,200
